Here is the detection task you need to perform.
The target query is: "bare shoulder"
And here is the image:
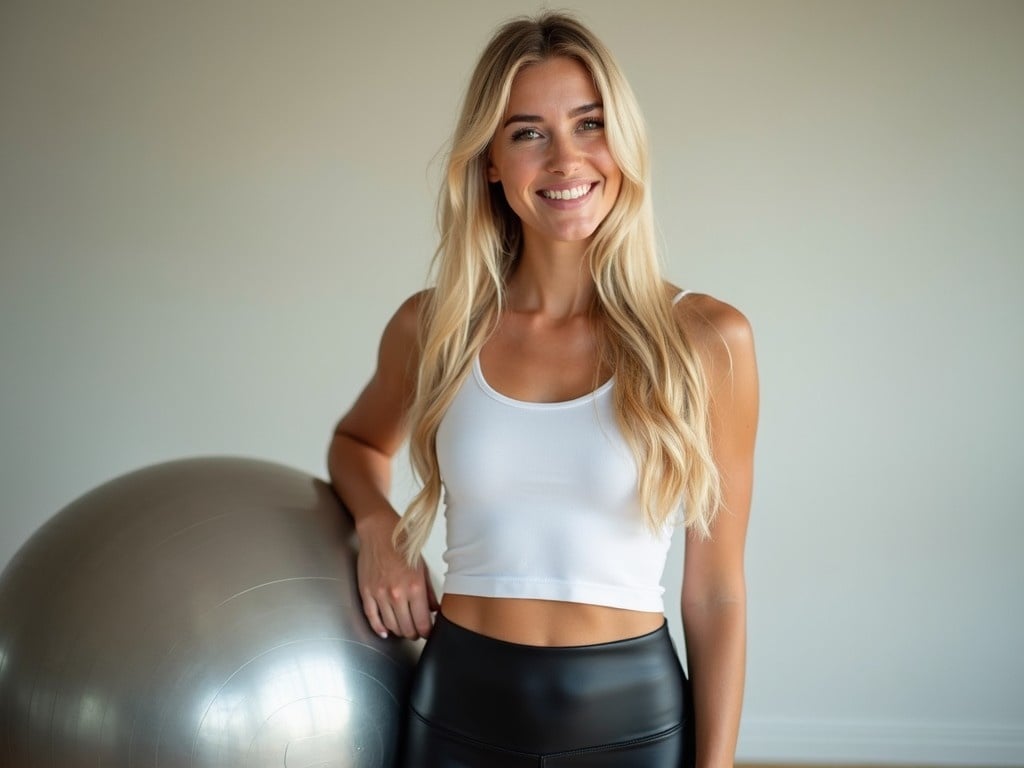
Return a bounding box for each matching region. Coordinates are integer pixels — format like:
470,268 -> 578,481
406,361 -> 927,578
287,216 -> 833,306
674,290 -> 751,338
364,288 -> 433,405
385,289 -> 431,342
669,291 -> 757,395
378,289 -> 432,365
672,291 -> 759,519
332,289 -> 434,453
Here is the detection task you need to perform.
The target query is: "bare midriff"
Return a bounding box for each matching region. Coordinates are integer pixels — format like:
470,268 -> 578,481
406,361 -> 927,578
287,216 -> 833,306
440,593 -> 665,647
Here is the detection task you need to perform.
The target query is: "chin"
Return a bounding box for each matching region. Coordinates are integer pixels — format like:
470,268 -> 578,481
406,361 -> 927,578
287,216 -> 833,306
557,225 -> 602,243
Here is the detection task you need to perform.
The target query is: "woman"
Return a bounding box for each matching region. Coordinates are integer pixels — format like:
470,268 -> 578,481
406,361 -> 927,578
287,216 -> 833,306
328,12 -> 758,767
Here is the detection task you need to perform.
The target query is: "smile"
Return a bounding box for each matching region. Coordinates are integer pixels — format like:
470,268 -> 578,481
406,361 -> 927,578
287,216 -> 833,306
539,183 -> 594,200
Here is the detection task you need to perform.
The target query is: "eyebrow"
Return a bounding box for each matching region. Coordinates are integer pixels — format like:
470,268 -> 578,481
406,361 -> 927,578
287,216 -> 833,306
503,101 -> 603,128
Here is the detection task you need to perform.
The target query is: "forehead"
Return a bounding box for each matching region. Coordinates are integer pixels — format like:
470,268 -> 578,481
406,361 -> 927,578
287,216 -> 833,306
504,57 -> 600,115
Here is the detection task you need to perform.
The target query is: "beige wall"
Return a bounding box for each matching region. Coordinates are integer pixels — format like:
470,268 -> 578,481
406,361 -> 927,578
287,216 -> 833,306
1,1 -> 1021,762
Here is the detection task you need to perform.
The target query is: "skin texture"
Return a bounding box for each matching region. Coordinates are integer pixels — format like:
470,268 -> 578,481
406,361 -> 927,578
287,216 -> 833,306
677,293 -> 759,767
487,57 -> 622,251
328,55 -> 758,768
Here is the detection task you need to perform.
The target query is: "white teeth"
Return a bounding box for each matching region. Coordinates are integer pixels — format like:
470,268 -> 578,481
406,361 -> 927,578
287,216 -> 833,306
541,184 -> 592,200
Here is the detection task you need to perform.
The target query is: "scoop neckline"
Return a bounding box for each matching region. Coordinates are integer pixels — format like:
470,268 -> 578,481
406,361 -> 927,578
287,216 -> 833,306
473,356 -> 613,410
468,290 -> 690,410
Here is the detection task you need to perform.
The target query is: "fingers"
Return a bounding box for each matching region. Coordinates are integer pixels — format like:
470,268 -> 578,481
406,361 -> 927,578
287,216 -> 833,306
360,593 -> 389,639
390,592 -> 423,639
360,579 -> 436,640
426,575 -> 441,613
410,587 -> 435,639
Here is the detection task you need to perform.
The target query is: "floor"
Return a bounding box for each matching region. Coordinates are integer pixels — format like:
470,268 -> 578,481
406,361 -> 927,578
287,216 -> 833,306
737,764 -> 946,768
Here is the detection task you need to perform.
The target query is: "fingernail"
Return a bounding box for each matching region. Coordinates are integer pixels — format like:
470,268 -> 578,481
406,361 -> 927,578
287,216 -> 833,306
379,631 -> 389,639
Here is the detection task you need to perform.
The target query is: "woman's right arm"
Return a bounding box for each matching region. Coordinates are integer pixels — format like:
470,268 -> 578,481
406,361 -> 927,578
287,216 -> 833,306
327,291 -> 439,641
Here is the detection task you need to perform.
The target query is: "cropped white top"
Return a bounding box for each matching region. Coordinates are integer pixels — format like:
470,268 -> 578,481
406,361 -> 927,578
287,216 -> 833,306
435,291 -> 690,613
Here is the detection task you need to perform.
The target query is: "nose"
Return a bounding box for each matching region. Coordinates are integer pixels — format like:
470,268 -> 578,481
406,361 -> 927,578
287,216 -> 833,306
546,133 -> 582,175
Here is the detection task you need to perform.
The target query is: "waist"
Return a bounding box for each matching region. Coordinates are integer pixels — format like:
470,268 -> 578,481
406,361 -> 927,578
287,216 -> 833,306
410,612 -> 686,754
440,593 -> 665,646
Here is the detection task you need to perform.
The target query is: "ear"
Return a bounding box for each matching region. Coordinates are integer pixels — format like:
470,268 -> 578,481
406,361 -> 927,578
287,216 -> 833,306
486,153 -> 500,183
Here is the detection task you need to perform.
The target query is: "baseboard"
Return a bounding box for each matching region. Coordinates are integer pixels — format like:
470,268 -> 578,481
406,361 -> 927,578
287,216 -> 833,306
737,718 -> 1024,766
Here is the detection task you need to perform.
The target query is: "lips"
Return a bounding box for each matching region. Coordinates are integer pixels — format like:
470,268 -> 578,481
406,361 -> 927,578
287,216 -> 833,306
538,182 -> 595,200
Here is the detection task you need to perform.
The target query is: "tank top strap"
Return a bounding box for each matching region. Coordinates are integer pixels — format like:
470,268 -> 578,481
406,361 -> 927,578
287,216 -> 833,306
671,289 -> 693,305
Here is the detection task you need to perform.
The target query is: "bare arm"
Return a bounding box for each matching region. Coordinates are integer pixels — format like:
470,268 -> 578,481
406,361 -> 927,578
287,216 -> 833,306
327,291 -> 438,640
677,295 -> 759,767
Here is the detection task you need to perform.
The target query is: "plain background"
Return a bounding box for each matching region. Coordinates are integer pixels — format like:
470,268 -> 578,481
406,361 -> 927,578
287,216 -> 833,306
1,0 -> 1022,763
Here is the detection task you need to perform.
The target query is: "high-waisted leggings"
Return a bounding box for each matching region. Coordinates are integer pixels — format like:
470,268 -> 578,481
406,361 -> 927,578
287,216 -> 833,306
401,613 -> 694,767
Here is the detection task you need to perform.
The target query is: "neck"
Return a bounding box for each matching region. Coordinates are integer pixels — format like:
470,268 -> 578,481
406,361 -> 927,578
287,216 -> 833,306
508,241 -> 595,319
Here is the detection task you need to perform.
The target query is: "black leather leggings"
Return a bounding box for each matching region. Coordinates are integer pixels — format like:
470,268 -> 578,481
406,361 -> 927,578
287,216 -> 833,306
402,614 -> 693,767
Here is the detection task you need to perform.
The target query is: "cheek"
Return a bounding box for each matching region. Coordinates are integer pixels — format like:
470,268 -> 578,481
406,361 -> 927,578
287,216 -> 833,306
591,145 -> 620,184
510,190 -> 538,222
496,180 -> 532,221
505,155 -> 540,186
604,159 -> 624,194
499,162 -> 539,204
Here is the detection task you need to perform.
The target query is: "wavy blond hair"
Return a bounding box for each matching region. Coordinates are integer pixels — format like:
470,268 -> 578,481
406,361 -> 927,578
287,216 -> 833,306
396,11 -> 720,563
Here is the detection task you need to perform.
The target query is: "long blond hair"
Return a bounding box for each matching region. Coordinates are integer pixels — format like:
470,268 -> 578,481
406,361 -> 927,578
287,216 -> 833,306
396,11 -> 720,563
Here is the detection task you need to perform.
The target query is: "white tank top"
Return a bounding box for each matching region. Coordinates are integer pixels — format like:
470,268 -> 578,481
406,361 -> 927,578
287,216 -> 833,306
435,290 -> 691,613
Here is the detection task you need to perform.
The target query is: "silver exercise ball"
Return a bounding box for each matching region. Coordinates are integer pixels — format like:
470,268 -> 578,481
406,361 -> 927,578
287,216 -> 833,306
0,457 -> 420,767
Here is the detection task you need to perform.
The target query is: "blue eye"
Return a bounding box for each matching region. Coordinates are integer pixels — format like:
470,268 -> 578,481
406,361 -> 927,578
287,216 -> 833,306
511,127 -> 542,141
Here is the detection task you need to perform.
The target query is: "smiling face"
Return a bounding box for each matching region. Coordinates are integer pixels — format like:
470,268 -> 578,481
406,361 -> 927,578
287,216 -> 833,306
487,56 -> 623,253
